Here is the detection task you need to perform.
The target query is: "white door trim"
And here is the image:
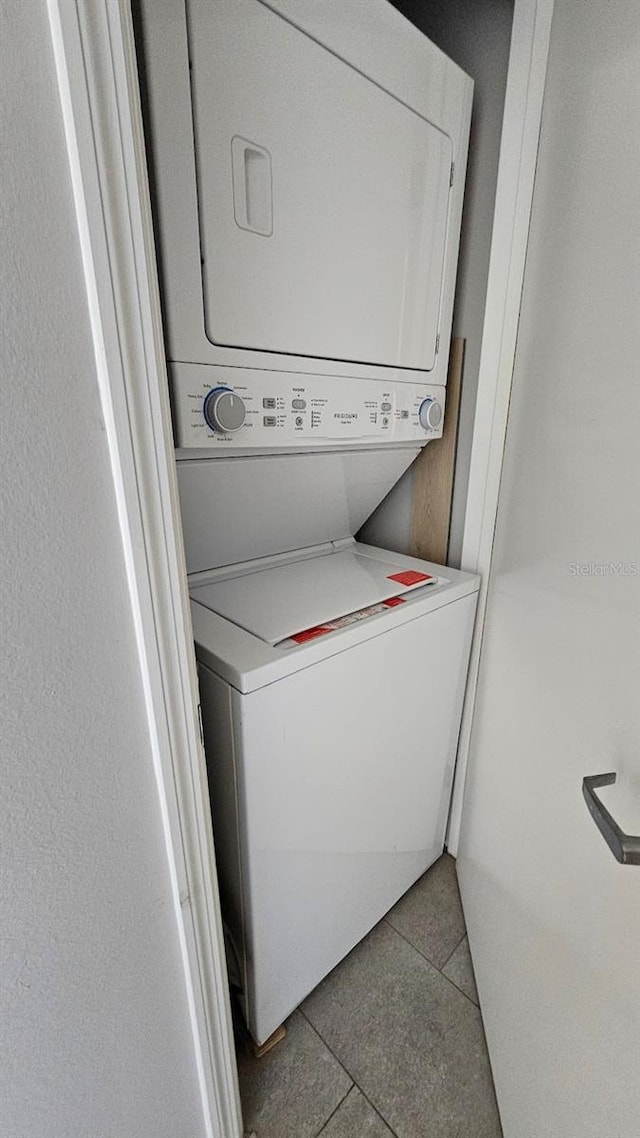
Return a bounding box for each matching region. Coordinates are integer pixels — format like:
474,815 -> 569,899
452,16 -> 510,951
447,0 -> 555,854
46,2 -> 242,1135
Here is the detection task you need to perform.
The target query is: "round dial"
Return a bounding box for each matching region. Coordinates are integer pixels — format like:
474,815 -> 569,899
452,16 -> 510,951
203,387 -> 247,434
418,398 -> 443,431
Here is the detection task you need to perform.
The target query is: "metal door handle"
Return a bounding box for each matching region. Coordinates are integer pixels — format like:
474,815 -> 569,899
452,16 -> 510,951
582,773 -> 640,865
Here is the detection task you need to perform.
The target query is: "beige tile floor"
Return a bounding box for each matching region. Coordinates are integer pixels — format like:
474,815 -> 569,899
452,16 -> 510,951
237,854 -> 502,1138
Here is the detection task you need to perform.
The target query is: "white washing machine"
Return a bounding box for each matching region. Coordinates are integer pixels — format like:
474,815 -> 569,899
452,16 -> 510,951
136,0 -> 475,1045
190,540 -> 478,1044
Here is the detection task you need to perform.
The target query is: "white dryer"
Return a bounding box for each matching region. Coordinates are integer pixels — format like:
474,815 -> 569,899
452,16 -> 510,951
191,541 -> 478,1045
137,0 -> 473,445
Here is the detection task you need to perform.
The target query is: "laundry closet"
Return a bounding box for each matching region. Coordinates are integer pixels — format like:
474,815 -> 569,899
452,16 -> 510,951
133,0 -> 513,1065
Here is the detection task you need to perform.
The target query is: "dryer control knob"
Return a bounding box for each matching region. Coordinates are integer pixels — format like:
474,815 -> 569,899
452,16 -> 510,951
419,398 -> 443,431
203,387 -> 247,434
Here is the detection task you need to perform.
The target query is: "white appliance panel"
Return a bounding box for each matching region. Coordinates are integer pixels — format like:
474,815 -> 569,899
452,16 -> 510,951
188,0 -> 452,371
177,451 -> 420,573
171,364 -> 445,450
190,547 -> 437,644
197,587 -> 477,1043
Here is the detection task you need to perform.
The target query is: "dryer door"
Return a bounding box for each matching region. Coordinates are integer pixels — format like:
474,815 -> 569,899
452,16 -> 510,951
187,0 -> 453,372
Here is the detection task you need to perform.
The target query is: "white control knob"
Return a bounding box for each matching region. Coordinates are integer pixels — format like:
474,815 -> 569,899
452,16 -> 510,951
419,398 -> 443,431
203,387 -> 246,434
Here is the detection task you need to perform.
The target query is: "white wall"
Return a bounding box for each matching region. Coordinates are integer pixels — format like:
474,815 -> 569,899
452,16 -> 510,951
360,0 -> 513,564
458,0 -> 640,1131
0,4 -> 205,1135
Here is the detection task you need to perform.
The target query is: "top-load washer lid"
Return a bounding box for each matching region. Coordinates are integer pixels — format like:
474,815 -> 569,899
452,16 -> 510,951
189,548 -> 436,646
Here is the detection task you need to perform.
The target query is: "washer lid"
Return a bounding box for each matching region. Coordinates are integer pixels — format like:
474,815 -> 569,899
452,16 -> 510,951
189,548 -> 436,646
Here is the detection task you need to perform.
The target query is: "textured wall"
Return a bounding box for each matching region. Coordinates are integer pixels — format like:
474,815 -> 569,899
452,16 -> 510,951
0,4 -> 204,1135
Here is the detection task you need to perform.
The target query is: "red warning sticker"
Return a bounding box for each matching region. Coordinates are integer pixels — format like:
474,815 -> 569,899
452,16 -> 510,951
281,595 -> 408,648
387,570 -> 433,586
290,625 -> 332,644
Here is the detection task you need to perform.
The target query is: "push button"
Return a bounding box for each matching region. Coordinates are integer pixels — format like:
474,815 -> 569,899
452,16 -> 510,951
263,416 -> 277,427
263,397 -> 276,409
292,398 -> 307,410
381,401 -> 392,412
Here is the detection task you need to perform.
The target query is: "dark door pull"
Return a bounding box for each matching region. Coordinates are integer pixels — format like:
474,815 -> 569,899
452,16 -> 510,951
582,773 -> 640,865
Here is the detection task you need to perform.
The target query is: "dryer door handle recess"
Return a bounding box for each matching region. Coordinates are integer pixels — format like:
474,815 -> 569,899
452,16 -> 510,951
582,773 -> 640,865
231,136 -> 273,237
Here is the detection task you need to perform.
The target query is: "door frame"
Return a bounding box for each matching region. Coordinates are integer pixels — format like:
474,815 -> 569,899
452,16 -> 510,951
46,2 -> 242,1135
448,0 -> 554,852
46,0 -> 553,1133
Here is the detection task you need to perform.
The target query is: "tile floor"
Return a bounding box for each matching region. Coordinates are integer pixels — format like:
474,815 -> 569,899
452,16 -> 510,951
237,854 -> 502,1138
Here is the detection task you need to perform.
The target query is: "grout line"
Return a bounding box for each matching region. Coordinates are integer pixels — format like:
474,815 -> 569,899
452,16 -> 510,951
314,1083 -> 355,1137
299,1005 -> 350,1069
382,921 -> 479,1011
300,1009 -> 401,1138
439,969 -> 480,1010
357,1084 -> 401,1137
439,937 -> 482,1010
382,916 -> 448,974
439,931 -> 467,973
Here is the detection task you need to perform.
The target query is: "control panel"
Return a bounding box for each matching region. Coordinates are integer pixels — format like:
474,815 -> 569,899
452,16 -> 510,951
172,364 -> 446,450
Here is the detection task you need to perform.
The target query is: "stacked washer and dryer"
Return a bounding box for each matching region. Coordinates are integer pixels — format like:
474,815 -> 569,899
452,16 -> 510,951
138,0 -> 477,1046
